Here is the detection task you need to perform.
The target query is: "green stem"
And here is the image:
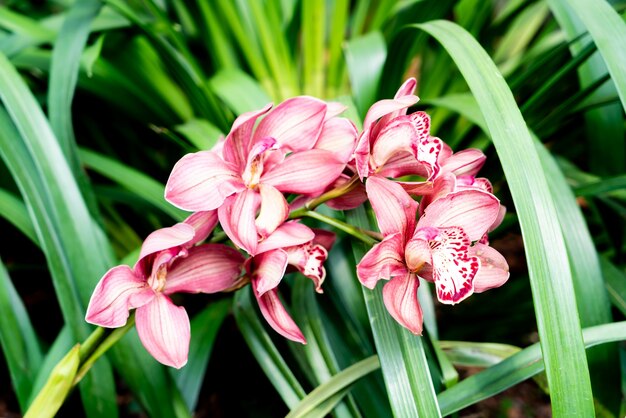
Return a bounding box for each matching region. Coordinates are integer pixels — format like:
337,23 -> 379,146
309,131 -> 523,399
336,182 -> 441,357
73,315 -> 136,385
300,210 -> 379,246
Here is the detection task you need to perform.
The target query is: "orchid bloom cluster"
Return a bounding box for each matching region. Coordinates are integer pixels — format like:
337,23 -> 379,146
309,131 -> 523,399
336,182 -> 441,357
85,79 -> 509,368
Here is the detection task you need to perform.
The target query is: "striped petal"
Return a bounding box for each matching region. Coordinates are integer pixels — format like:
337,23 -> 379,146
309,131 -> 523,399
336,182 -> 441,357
183,210 -> 219,245
262,149 -> 345,196
253,285 -> 306,344
286,243 -> 328,293
382,272 -> 423,335
85,265 -> 153,328
135,294 -> 190,369
250,249 -> 289,296
366,176 -> 417,236
253,96 -> 327,152
255,184 -> 289,239
138,223 -> 195,266
440,148 -> 486,177
470,243 -> 510,293
256,222 -> 315,254
356,233 -> 407,289
418,190 -> 500,242
315,117 -> 358,163
222,103 -> 273,170
164,244 -> 244,294
165,151 -> 245,211
218,190 -> 261,255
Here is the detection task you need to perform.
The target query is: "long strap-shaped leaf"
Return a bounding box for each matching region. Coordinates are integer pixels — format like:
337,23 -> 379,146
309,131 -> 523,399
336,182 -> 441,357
411,20 -> 593,416
348,207 -> 441,418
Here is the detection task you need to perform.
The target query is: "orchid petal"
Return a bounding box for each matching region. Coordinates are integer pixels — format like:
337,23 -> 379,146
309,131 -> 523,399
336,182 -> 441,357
441,148 -> 486,177
405,227 -> 438,273
218,190 -> 261,255
241,137 -> 279,187
325,101 -> 347,119
256,184 -> 289,239
354,129 -> 373,180
418,172 -> 457,215
315,117 -> 358,163
253,96 -> 326,152
398,180 -> 434,196
382,273 -> 423,335
256,222 -> 315,254
325,180 -> 368,210
261,149 -> 345,196
183,210 -> 218,245
311,228 -> 336,251
223,103 -> 273,170
370,119 -> 417,169
418,190 -> 500,242
378,152 -> 429,179
136,294 -> 190,369
250,249 -> 288,296
416,135 -> 443,180
164,244 -> 245,294
456,176 -> 493,193
430,227 -> 478,304
356,233 -> 407,289
138,223 -> 195,264
366,176 -> 417,236
363,96 -> 419,133
286,243 -> 328,293
253,286 -> 306,344
395,78 -> 417,98
85,266 -> 153,327
470,243 -> 510,292
165,151 -> 244,211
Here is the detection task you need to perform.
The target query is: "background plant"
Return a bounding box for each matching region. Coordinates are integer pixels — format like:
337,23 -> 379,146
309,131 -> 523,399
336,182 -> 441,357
0,0 -> 625,416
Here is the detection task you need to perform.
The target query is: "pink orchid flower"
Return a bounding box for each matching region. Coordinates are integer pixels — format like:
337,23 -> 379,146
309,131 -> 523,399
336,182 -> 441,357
354,78 -> 443,182
164,97 -> 356,214
356,176 -> 509,334
85,212 -> 245,368
246,230 -> 334,343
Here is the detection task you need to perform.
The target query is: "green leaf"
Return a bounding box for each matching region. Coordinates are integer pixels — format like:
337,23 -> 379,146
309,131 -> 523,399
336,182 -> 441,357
347,207 -> 441,418
439,341 -> 521,368
286,356 -> 380,418
411,20 -> 594,416
0,258 -> 43,411
601,257 -> 626,317
209,69 -> 271,115
174,118 -> 224,151
79,148 -> 187,221
0,188 -> 38,245
24,345 -> 80,418
301,0 -> 325,97
438,322 -> 626,415
170,299 -> 231,411
344,32 -> 387,116
233,286 -> 306,409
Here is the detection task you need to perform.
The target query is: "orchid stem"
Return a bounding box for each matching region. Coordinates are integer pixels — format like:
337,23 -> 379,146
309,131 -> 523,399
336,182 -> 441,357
299,210 -> 379,246
73,315 -> 136,385
290,174 -> 360,219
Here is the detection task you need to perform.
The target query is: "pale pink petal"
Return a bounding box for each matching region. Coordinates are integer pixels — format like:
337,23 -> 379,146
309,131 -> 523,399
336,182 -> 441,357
418,190 -> 500,242
325,102 -> 347,119
135,294 -> 190,369
218,190 -> 261,255
253,285 -> 306,344
354,130 -> 373,180
441,148 -> 486,177
85,266 -> 153,327
470,243 -> 509,293
456,176 -> 493,193
138,223 -> 195,264
489,205 -> 506,233
382,272 -> 423,335
399,180 -> 434,196
418,172 -> 457,215
370,118 -> 417,170
250,249 -> 288,295
253,97 -> 327,152
223,103 -> 273,170
183,211 -> 219,245
405,227 -> 438,273
356,233 -> 407,289
165,151 -> 245,211
256,184 -> 289,239
164,244 -> 245,294
430,227 -> 478,304
366,176 -> 417,236
363,96 -> 419,133
286,243 -> 327,293
261,149 -> 345,196
394,78 -> 417,99
256,222 -> 315,254
315,118 -> 358,163
378,152 -> 429,179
